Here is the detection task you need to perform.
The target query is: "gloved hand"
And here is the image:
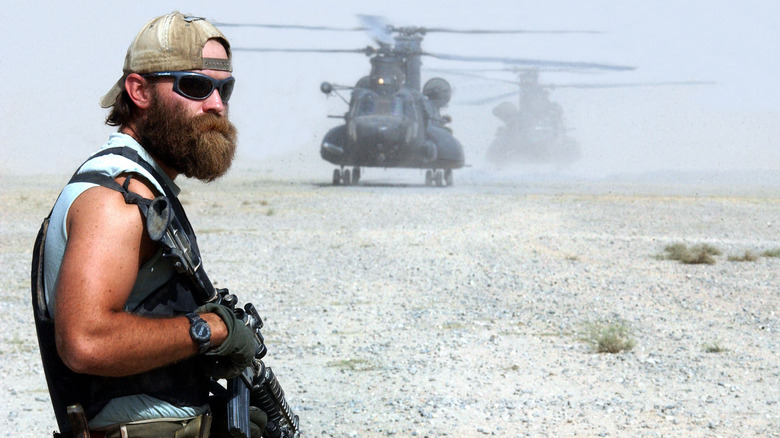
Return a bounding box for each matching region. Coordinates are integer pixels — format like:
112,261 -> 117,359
249,406 -> 268,438
196,302 -> 257,379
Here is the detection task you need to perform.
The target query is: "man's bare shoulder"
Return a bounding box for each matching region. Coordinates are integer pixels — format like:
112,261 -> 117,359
66,184 -> 146,233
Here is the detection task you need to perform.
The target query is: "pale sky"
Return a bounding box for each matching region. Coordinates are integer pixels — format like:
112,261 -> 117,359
1,0 -> 778,177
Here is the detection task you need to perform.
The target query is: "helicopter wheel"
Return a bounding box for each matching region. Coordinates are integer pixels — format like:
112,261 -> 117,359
352,167 -> 361,184
434,170 -> 444,187
332,169 -> 341,186
342,168 -> 351,186
444,169 -> 453,186
425,169 -> 433,186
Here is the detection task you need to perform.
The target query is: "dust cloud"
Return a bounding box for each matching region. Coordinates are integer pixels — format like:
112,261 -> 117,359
1,1 -> 778,188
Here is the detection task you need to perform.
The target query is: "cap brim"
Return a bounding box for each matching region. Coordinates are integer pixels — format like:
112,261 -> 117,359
100,78 -> 125,108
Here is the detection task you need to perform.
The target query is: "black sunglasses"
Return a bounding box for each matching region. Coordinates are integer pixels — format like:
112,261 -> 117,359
142,71 -> 235,102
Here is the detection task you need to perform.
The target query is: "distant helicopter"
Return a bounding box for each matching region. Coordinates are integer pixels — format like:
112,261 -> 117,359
463,67 -> 714,166
215,16 -> 635,185
486,68 -> 580,165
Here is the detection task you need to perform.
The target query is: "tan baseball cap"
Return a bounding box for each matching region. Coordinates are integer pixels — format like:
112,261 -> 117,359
100,11 -> 232,108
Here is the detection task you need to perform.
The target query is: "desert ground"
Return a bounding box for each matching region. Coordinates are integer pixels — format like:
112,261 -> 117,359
1,163 -> 778,437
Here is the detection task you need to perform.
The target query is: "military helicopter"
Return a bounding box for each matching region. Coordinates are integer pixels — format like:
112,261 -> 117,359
461,67 -> 714,166
485,68 -> 580,165
317,16 -> 466,187
216,16 -> 635,185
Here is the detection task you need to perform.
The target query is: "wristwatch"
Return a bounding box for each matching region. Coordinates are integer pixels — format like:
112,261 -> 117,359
186,312 -> 212,354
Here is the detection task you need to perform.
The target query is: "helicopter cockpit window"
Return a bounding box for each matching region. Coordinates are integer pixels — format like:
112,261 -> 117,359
355,93 -> 409,117
356,94 -> 376,115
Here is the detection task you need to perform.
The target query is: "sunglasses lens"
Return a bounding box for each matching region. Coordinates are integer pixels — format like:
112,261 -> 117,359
218,78 -> 235,102
177,75 -> 214,99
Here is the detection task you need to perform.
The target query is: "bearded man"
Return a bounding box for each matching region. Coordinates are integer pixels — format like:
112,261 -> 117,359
31,12 -> 266,438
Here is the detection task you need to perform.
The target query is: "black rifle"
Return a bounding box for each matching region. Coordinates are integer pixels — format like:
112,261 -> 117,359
147,196 -> 300,438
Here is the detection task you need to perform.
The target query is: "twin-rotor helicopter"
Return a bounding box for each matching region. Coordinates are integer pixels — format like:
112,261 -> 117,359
455,67 -> 715,166
215,15 -> 635,186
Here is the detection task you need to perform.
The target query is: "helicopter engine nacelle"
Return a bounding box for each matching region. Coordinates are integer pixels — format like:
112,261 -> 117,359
422,77 -> 452,108
320,82 -> 334,95
355,76 -> 371,89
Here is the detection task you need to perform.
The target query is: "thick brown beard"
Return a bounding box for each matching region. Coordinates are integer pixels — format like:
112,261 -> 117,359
136,89 -> 237,182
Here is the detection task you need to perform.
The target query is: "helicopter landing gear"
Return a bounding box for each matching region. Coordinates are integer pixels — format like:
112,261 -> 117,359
425,169 -> 452,187
333,166 -> 360,186
332,167 -> 351,185
332,167 -> 360,185
434,170 -> 443,187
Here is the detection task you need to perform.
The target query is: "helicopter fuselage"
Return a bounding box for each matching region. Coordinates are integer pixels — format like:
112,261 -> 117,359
319,37 -> 464,185
320,85 -> 464,170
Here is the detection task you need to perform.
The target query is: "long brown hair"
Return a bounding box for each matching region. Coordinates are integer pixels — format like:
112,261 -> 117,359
104,89 -> 136,127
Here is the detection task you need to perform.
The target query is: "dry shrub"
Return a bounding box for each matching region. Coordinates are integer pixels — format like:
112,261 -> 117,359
703,343 -> 727,353
728,250 -> 758,262
584,321 -> 635,354
662,242 -> 721,265
762,248 -> 780,258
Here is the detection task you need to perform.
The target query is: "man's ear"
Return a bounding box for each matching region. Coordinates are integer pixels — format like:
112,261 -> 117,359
124,73 -> 154,109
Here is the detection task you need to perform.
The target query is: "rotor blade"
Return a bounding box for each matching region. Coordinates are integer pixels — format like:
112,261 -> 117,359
545,80 -> 716,89
357,14 -> 395,46
425,69 -> 519,84
420,27 -> 602,35
461,91 -> 520,105
211,19 -> 601,36
232,46 -> 374,55
428,67 -> 516,73
431,66 -> 715,88
425,67 -> 593,83
460,80 -> 716,105
211,21 -> 365,32
428,66 -> 595,75
422,51 -> 635,71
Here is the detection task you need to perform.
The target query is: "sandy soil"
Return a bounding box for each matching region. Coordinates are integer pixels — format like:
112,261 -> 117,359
2,166 -> 779,437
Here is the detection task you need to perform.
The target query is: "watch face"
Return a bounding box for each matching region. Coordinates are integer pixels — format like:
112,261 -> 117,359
191,319 -> 211,342
187,313 -> 211,354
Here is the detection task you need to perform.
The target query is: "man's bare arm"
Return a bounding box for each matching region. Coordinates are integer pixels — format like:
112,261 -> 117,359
54,180 -> 226,377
